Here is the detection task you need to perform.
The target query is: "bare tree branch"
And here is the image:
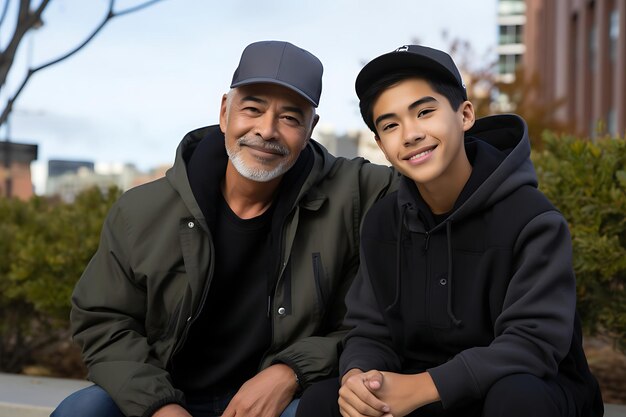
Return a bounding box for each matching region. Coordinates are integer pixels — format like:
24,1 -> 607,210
0,0 -> 165,128
0,0 -> 51,90
114,0 -> 163,17
0,0 -> 10,30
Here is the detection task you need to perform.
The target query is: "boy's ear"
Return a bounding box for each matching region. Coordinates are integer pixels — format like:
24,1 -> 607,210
374,136 -> 392,164
460,100 -> 476,132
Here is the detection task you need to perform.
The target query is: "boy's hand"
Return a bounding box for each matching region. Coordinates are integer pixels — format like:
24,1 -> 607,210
339,369 -> 391,417
371,371 -> 440,417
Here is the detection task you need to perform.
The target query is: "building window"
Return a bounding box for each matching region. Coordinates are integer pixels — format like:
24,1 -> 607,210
499,24 -> 524,45
498,54 -> 521,75
498,0 -> 526,16
610,9 -> 619,62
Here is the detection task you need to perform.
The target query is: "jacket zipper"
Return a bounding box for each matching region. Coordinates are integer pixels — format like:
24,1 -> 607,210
167,229 -> 216,369
258,217 -> 288,370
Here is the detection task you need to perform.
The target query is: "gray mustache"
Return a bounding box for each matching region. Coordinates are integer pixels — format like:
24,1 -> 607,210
237,137 -> 289,156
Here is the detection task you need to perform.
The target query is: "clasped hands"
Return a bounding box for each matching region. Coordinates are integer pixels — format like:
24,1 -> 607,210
339,368 -> 440,417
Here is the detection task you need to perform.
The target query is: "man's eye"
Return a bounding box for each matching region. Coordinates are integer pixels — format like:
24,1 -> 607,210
243,107 -> 261,113
282,115 -> 302,126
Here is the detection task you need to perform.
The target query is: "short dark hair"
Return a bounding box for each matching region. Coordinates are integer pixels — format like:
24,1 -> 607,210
359,70 -> 467,134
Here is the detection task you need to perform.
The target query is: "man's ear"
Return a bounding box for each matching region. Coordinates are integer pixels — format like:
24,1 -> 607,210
302,113 -> 320,150
219,94 -> 229,133
311,114 -> 320,131
460,100 -> 476,132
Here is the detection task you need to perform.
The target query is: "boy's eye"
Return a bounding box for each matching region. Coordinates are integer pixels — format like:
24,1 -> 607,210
381,122 -> 398,131
418,108 -> 434,118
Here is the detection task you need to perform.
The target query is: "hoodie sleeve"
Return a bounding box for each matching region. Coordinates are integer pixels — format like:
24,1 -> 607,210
428,211 -> 576,408
339,252 -> 403,377
71,203 -> 185,417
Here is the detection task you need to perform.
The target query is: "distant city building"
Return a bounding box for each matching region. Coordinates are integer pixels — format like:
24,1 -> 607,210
46,160 -> 170,202
48,159 -> 94,178
497,0 -> 527,83
315,126 -> 359,158
524,0 -> 626,137
130,164 -> 171,188
0,141 -> 38,200
496,0 -> 527,112
315,126 -> 389,167
354,130 -> 391,167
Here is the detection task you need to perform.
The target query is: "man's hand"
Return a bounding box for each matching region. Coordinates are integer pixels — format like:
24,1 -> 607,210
152,403 -> 192,417
338,368 -> 391,417
221,364 -> 298,417
369,371 -> 440,417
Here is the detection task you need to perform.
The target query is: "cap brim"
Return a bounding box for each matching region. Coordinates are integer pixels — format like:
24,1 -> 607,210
231,78 -> 319,107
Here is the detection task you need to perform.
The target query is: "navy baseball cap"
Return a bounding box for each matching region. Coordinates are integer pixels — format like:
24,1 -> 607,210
355,44 -> 467,101
230,40 -> 323,107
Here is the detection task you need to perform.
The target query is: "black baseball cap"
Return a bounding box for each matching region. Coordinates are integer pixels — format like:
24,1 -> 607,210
230,40 -> 323,107
355,44 -> 467,101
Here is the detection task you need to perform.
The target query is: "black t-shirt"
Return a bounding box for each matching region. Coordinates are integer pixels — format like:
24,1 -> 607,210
173,192 -> 273,400
172,132 -> 313,400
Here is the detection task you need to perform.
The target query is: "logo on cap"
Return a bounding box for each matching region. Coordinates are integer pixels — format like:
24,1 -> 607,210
395,45 -> 410,52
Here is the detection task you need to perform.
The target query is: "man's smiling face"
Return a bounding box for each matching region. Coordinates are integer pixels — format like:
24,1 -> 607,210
220,83 -> 318,183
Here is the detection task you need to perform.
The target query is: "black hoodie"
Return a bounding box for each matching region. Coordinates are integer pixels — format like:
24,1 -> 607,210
339,114 -> 603,415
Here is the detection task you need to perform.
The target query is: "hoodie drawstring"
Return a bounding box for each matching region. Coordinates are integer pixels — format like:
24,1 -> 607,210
446,221 -> 463,327
388,203 -> 409,311
392,205 -> 462,327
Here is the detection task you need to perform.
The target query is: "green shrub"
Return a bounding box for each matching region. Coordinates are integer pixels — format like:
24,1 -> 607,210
0,187 -> 120,372
533,132 -> 626,348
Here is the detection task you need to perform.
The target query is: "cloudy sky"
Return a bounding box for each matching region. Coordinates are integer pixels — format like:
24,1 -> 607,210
0,0 -> 498,192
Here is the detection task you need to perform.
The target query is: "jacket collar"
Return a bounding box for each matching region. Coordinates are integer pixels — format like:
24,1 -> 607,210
165,125 -> 329,229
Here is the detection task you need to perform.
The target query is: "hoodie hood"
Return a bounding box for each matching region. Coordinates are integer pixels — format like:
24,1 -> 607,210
458,114 -> 537,218
398,113 -> 536,232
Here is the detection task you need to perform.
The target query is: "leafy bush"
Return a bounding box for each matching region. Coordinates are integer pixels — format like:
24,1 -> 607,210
533,132 -> 626,348
0,187 -> 120,373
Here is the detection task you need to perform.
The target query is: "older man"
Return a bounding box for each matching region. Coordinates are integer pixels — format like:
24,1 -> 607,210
51,40 -> 396,417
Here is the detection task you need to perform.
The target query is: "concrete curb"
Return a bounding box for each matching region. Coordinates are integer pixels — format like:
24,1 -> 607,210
0,373 -> 92,417
0,402 -> 54,417
0,372 -> 625,416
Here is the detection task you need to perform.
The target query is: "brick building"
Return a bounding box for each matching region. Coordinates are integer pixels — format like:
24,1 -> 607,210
524,0 -> 626,137
0,141 -> 38,200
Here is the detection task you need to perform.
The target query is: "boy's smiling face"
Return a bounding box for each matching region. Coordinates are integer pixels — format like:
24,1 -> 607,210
373,77 -> 475,192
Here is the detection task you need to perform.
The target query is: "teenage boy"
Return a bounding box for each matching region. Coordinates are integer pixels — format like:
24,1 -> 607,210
296,45 -> 603,417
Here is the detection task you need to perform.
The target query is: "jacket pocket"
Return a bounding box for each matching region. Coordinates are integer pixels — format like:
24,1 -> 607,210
312,252 -> 328,318
146,298 -> 183,344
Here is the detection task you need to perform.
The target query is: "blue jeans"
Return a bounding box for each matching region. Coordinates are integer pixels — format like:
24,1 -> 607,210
51,384 -> 300,417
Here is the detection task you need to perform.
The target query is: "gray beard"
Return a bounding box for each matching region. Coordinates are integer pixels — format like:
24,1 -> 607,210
226,136 -> 294,182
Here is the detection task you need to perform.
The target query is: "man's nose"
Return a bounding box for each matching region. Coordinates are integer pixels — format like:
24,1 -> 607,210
254,113 -> 278,141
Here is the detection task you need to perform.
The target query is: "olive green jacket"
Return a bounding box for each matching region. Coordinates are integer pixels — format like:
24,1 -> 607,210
71,126 -> 397,417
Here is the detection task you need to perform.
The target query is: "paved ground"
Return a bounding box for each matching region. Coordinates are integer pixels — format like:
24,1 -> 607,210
0,372 -> 625,417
